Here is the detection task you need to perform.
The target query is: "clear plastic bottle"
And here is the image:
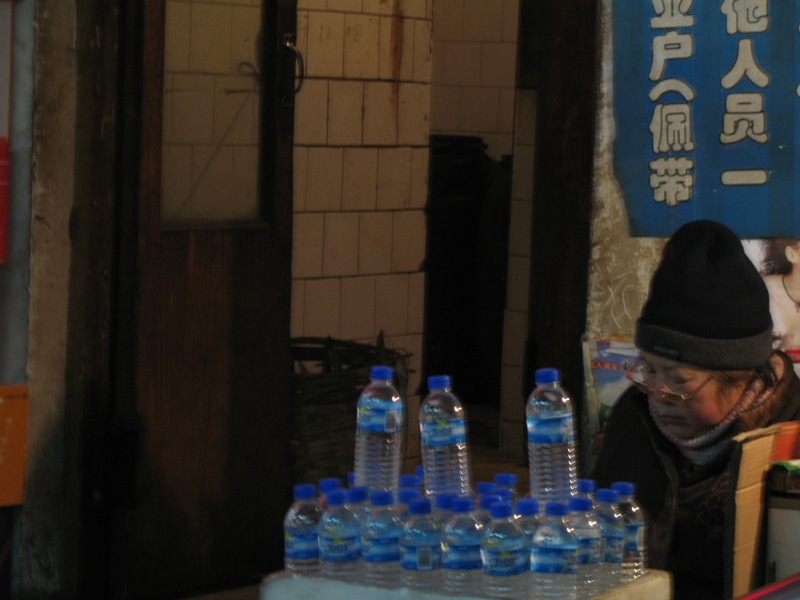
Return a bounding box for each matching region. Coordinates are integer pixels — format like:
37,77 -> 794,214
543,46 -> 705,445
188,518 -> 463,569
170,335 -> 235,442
476,481 -> 498,498
318,477 -> 342,509
595,488 -> 624,592
494,473 -> 520,503
283,483 -> 322,574
611,482 -> 647,581
568,497 -> 603,598
481,501 -> 529,599
478,493 -> 503,526
577,479 -> 598,511
530,502 -> 578,599
399,473 -> 422,492
515,497 -> 542,548
346,486 -> 370,524
442,496 -> 484,595
526,368 -> 578,504
419,375 -> 471,497
354,366 -> 404,493
433,491 -> 456,528
319,489 -> 361,580
396,487 -> 423,524
361,490 -> 402,587
400,497 -> 442,591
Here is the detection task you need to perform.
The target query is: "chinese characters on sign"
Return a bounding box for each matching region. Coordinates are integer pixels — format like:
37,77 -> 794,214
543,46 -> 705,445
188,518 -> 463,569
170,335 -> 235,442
613,1 -> 800,237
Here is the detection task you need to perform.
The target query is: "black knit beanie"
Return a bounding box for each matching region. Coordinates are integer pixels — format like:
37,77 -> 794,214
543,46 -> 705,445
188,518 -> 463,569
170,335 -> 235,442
635,220 -> 773,370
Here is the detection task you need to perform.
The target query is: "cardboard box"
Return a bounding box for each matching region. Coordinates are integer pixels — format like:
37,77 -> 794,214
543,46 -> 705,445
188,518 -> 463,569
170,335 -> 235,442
0,385 -> 28,506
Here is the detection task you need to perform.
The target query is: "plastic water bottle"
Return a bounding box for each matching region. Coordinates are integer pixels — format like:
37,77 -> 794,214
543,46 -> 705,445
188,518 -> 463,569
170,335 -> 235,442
577,479 -> 598,511
361,490 -> 402,586
319,489 -> 361,579
476,481 -> 498,497
595,488 -> 624,591
442,496 -> 484,595
347,471 -> 356,488
530,502 -> 578,599
283,483 -> 322,574
526,368 -> 578,504
568,497 -> 603,597
416,465 -> 426,491
354,366 -> 404,493
318,477 -> 342,509
481,501 -> 528,599
419,375 -> 471,497
433,492 -> 456,528
400,497 -> 442,590
478,494 -> 503,526
495,473 -> 520,502
612,482 -> 647,581
346,486 -> 370,523
397,487 -> 423,524
399,473 -> 422,492
515,497 -> 542,547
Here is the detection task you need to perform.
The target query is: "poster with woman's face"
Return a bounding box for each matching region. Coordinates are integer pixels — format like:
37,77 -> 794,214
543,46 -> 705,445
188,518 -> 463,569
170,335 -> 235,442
743,239 -> 800,375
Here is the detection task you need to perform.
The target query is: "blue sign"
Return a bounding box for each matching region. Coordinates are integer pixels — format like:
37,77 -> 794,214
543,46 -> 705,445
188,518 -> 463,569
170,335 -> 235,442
613,1 -> 800,237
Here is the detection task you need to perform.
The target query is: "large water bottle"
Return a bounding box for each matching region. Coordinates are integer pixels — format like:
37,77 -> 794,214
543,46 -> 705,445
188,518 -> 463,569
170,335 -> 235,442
419,375 -> 471,497
319,489 -> 361,580
612,482 -> 647,581
283,483 -> 322,574
400,497 -> 442,590
361,490 -> 402,586
530,502 -> 578,599
526,368 -> 578,504
568,497 -> 603,598
595,488 -> 624,591
442,496 -> 484,595
354,366 -> 404,493
481,501 -> 529,599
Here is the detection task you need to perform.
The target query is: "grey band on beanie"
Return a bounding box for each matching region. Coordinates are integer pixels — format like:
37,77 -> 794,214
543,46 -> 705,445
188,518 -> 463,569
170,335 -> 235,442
635,321 -> 774,370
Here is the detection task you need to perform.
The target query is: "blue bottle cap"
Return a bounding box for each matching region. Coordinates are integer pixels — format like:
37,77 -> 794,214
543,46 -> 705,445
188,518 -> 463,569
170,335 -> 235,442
347,472 -> 356,487
516,497 -> 539,516
371,490 -> 394,506
612,482 -> 635,497
495,473 -> 517,486
494,488 -> 512,502
326,489 -> 347,506
490,501 -> 514,519
293,483 -> 317,501
435,492 -> 456,510
399,474 -> 421,489
318,477 -> 342,493
416,465 -> 425,479
544,502 -> 568,516
535,368 -> 560,384
427,375 -> 452,390
596,489 -> 619,504
577,479 -> 595,494
475,481 -> 497,495
408,497 -> 432,515
399,488 -> 423,504
346,486 -> 368,503
479,494 -> 502,510
450,496 -> 475,513
569,497 -> 593,513
370,365 -> 394,381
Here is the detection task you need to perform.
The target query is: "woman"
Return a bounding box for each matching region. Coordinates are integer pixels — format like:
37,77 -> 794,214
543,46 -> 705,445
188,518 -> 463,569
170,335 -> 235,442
759,238 -> 800,372
592,220 -> 800,599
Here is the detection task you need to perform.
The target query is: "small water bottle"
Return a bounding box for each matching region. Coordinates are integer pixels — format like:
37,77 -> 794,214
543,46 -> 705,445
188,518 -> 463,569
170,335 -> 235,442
347,471 -> 356,488
361,490 -> 402,587
433,492 -> 456,528
577,479 -> 598,510
318,477 -> 342,509
419,375 -> 472,497
476,481 -> 498,498
526,368 -> 578,504
515,497 -> 542,547
397,487 -> 423,523
319,489 -> 361,580
568,497 -> 603,597
442,496 -> 484,595
346,486 -> 370,523
595,488 -> 624,591
354,366 -> 404,493
399,473 -> 422,492
400,497 -> 442,590
481,501 -> 528,599
612,482 -> 647,581
478,494 -> 503,526
530,502 -> 578,599
283,483 -> 322,574
494,473 -> 520,502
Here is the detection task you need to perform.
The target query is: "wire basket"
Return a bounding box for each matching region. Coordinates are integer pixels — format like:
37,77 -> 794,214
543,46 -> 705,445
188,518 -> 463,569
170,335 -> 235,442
289,332 -> 411,485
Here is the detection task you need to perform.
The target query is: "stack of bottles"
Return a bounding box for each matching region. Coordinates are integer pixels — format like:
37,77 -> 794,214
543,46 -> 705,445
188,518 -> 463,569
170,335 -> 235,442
282,365 -> 649,598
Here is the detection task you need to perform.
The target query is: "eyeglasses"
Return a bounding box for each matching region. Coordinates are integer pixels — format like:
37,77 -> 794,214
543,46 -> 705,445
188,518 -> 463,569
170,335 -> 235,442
626,359 -> 714,405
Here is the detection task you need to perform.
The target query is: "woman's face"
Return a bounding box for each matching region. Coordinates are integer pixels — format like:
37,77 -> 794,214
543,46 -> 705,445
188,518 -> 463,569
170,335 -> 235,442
636,351 -> 747,439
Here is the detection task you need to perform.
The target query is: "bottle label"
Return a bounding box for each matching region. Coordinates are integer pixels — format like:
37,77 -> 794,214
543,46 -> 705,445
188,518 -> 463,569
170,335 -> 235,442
481,547 -> 529,576
400,544 -> 441,571
526,414 -> 574,444
284,531 -> 319,560
357,399 -> 403,433
320,534 -> 361,562
602,534 -> 624,564
442,543 -> 482,570
624,523 -> 646,552
362,536 -> 401,563
576,536 -> 602,565
530,546 -> 578,574
421,418 -> 467,447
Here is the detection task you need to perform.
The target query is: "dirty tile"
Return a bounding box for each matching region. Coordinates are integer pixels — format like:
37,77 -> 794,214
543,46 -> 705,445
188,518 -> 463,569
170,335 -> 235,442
459,86 -> 499,132
340,276 -> 377,340
292,213 -> 325,278
480,42 -> 517,88
432,0 -> 463,41
307,11 -> 345,78
306,147 -> 343,211
441,41 -> 481,86
430,85 -> 460,131
413,20 -> 433,82
329,0 -> 363,11
358,211 -> 393,274
294,78 -> 328,145
503,0 -> 520,43
398,83 -> 430,146
375,274 -> 409,336
363,0 -> 395,16
392,209 -> 426,272
409,147 -> 429,209
463,0 -> 503,42
363,81 -> 397,145
344,14 -> 379,79
328,80 -> 364,146
303,278 -> 342,338
342,147 -> 378,211
377,147 -> 412,209
323,212 -> 360,276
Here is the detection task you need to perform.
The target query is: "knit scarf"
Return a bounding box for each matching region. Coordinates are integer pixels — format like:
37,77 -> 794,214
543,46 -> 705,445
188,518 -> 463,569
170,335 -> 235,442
648,353 -> 789,466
